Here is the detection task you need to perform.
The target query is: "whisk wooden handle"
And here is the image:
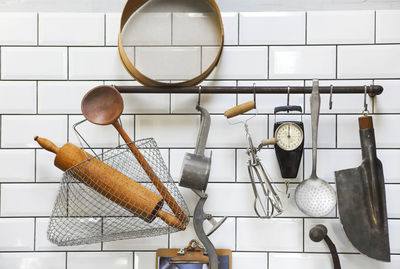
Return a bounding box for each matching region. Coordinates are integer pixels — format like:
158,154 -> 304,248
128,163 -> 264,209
224,101 -> 255,118
112,121 -> 188,226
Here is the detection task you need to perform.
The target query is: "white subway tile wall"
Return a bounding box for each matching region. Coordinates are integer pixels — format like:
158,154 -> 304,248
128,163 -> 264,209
0,9 -> 399,269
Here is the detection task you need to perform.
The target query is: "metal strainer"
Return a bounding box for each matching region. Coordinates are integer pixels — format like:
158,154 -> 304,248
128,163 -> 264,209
294,80 -> 336,217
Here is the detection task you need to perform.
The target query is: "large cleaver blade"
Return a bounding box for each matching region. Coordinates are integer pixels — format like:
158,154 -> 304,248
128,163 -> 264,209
335,116 -> 390,262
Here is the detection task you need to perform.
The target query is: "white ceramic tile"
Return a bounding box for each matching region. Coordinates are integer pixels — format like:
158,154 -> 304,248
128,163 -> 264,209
375,80 -> 400,113
237,80 -> 305,113
134,252 -> 155,269
237,218 -> 303,251
170,217 -> 235,250
377,150 -> 400,183
339,254 -> 400,269
35,218 -> 101,251
386,184 -> 400,218
304,149 -> 361,183
240,12 -> 305,45
0,13 -> 37,45
68,252 -> 133,269
269,46 -> 336,79
304,80 -> 373,114
233,252 -> 268,269
304,218 -> 357,253
105,13 -> 120,45
1,115 -> 67,148
389,220 -> 400,253
136,115 -> 199,147
208,115 -> 267,148
222,12 -> 239,45
103,234 -> 167,250
338,45 -> 400,79
68,115 -> 134,148
376,10 -> 400,43
0,150 -> 35,182
269,114 -> 336,148
69,47 -> 133,80
1,183 -> 59,216
307,10 -> 374,44
0,81 -> 36,114
39,13 -> 104,45
38,81 -> 101,114
173,12 -> 222,45
172,12 -> 237,45
1,47 -> 67,80
202,46 -> 268,79
181,183 -> 254,216
337,115 -> 400,148
270,253 -> 333,269
171,81 -> 236,113
0,218 -> 34,251
36,149 -> 63,182
170,149 -> 235,182
135,47 -> 201,80
0,252 -> 65,269
121,12 -> 171,45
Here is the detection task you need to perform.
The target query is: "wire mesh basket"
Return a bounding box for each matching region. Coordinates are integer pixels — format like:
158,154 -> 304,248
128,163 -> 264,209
47,138 -> 189,246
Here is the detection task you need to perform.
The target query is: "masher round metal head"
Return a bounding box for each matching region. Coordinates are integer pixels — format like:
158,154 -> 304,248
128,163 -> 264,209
81,85 -> 124,125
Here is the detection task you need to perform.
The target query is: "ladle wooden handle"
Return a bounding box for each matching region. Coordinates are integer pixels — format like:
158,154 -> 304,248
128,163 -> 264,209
112,121 -> 188,226
224,101 -> 255,118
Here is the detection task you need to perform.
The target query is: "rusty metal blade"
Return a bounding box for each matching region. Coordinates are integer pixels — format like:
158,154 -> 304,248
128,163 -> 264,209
335,159 -> 390,262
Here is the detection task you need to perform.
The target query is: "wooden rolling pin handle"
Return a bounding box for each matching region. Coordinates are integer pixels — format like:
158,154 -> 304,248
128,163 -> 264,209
157,210 -> 187,230
261,137 -> 277,146
224,101 -> 255,119
34,136 -> 60,154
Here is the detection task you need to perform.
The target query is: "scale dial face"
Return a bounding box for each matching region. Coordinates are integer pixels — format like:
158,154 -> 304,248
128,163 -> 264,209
275,122 -> 304,151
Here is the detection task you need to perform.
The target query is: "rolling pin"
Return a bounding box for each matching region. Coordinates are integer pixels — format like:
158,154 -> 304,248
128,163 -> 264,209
35,136 -> 186,230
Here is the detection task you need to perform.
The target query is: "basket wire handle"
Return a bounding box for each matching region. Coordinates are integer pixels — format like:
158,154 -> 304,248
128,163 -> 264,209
73,119 -> 99,160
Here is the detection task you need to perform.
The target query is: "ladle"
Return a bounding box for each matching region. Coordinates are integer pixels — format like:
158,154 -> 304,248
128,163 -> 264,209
294,80 -> 336,217
81,85 -> 188,225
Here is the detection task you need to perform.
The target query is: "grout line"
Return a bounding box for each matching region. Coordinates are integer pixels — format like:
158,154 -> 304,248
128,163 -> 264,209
67,47 -> 70,80
33,217 -> 37,251
335,45 -> 338,79
104,13 -> 107,46
36,81 -> 39,114
36,13 -> 39,46
374,10 -> 377,44
237,13 -> 240,45
34,148 -> 37,182
305,12 -> 308,45
170,12 -> 173,46
266,46 -> 270,79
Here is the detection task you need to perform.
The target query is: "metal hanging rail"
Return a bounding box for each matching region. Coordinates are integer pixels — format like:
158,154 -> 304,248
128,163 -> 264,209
115,85 -> 383,97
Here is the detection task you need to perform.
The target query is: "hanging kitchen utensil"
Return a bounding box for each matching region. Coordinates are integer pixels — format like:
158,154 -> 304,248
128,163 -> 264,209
118,0 -> 224,87
294,79 -> 336,217
309,224 -> 341,269
179,87 -> 212,191
272,86 -> 304,196
224,92 -> 284,218
335,87 -> 390,262
81,85 -> 188,226
35,136 -> 189,246
179,91 -> 227,269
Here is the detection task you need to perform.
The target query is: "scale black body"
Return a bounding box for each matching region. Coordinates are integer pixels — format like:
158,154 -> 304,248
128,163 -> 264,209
273,105 -> 304,179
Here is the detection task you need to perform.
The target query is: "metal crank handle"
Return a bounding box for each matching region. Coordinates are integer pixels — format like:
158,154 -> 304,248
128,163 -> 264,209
309,225 -> 341,269
193,194 -> 219,269
257,137 -> 277,151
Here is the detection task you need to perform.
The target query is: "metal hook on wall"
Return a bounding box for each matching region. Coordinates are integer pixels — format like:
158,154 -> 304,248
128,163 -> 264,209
362,85 -> 369,115
329,85 -> 334,110
253,83 -> 257,109
287,86 -> 290,107
197,85 -> 202,107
